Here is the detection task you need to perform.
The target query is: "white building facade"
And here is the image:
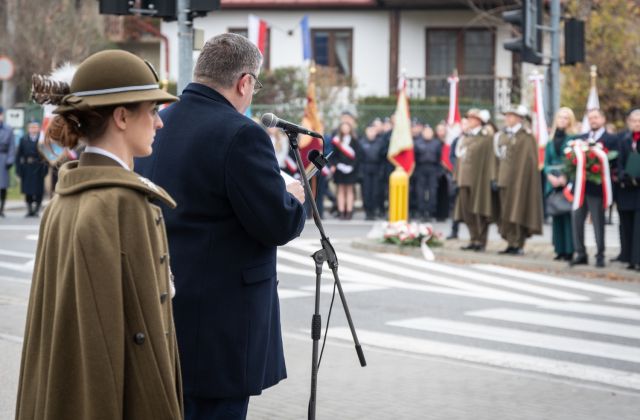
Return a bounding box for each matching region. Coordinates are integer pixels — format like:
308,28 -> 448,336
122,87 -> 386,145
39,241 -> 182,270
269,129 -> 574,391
160,1 -> 519,108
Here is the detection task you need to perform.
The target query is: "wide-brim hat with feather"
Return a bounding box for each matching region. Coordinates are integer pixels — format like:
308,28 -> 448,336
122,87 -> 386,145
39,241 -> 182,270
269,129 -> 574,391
32,50 -> 177,113
502,104 -> 529,119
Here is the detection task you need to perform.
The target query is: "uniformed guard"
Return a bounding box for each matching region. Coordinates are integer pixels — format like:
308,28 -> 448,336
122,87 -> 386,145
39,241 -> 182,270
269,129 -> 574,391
17,50 -> 182,420
413,124 -> 443,221
454,109 -> 498,251
359,121 -> 386,220
15,119 -> 48,217
0,106 -> 15,217
494,105 -> 543,255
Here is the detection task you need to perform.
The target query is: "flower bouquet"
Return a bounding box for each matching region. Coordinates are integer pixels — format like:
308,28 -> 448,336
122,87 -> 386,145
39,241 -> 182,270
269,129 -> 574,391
564,139 -> 617,184
563,138 -> 617,209
380,221 -> 443,261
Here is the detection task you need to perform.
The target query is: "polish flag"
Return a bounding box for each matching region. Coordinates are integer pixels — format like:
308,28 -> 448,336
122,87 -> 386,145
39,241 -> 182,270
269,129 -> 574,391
442,71 -> 462,171
248,15 -> 268,54
530,72 -> 549,168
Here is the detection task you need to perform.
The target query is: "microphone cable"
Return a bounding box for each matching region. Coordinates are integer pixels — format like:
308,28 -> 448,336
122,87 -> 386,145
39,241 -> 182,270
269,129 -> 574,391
317,280 -> 338,368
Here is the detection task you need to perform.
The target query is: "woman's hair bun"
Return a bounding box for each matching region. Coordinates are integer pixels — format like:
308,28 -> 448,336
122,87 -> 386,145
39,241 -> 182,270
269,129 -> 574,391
31,74 -> 71,106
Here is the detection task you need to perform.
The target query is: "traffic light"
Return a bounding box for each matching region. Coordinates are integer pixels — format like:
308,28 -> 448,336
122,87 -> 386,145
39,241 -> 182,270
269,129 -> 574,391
98,0 -> 133,15
564,18 -> 585,65
97,1 -> 220,19
502,0 -> 543,64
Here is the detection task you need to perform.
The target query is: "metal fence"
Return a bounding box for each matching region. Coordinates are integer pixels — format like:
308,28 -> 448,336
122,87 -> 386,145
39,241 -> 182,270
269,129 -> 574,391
406,75 -> 513,113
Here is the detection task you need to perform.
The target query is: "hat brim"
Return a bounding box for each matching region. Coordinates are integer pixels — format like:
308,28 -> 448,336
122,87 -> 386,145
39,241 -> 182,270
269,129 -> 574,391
53,88 -> 178,114
502,110 -> 526,118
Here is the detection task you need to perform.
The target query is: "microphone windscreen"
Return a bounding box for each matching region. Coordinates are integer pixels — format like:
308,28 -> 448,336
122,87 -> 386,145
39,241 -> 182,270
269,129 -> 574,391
307,149 -> 320,161
261,113 -> 277,128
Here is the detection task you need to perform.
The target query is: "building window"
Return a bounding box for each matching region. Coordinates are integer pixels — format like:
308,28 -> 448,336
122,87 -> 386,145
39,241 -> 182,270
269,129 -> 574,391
426,28 -> 495,102
311,29 -> 352,76
426,28 -> 494,76
228,27 -> 270,70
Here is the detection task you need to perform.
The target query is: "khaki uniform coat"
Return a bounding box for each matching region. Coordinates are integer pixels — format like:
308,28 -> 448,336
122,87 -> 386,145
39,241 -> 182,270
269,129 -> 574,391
495,127 -> 543,235
16,153 -> 183,420
454,129 -> 499,221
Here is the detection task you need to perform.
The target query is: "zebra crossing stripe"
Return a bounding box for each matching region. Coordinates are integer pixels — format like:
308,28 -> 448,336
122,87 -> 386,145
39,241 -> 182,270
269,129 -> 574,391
0,275 -> 31,285
388,317 -> 640,364
472,264 -> 638,298
278,250 -> 487,299
0,249 -> 34,259
467,308 -> 640,340
376,253 -> 589,301
300,284 -> 388,294
0,226 -> 39,231
537,301 -> 640,321
280,248 -> 550,305
0,333 -> 23,344
278,289 -> 313,299
606,297 -> 640,306
327,327 -> 640,391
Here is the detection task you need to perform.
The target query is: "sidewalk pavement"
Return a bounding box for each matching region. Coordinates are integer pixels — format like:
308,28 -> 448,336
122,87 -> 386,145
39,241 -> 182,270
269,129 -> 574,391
352,219 -> 640,283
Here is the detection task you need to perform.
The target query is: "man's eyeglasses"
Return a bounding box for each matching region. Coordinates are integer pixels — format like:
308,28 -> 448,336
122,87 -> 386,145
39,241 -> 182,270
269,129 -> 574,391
241,72 -> 263,95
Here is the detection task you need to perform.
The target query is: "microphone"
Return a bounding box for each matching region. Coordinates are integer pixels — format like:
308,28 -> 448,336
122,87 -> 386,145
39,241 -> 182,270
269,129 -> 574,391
261,113 -> 323,139
307,149 -> 329,171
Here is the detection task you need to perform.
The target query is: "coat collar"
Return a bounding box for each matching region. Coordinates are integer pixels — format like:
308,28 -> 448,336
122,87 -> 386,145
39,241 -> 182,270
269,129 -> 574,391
56,156 -> 176,208
182,82 -> 235,110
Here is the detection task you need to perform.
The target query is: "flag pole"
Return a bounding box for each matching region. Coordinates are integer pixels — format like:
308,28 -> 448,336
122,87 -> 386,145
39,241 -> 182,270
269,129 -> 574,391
590,65 -> 598,90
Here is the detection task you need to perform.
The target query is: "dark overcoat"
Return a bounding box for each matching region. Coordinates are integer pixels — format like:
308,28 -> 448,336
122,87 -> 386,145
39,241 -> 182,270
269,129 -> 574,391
0,123 -> 15,189
617,133 -> 640,210
135,83 -> 306,399
16,135 -> 48,196
575,131 -> 619,196
330,135 -> 362,185
16,153 -> 183,420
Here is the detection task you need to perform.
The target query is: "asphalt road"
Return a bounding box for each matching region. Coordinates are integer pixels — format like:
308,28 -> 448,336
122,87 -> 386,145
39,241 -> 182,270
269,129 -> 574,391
1,212 -> 639,419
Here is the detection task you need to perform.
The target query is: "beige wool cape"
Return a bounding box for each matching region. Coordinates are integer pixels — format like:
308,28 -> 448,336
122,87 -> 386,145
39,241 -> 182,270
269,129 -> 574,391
15,153 -> 183,420
495,128 -> 544,235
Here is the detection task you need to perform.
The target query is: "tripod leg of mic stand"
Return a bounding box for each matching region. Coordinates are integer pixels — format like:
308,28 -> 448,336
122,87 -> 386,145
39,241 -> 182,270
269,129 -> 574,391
284,129 -> 366,418
328,264 -> 367,367
308,250 -> 325,420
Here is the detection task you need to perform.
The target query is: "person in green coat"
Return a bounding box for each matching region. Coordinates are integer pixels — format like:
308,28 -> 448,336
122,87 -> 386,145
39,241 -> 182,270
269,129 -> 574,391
544,107 -> 579,261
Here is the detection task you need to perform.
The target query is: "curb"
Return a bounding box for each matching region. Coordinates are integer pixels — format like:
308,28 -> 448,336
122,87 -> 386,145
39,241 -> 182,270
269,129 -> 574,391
351,238 -> 640,283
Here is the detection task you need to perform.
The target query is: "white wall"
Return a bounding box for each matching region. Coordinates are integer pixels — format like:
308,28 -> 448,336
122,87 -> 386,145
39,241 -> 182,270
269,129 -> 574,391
161,9 -> 514,98
399,10 -> 512,78
161,10 -> 391,97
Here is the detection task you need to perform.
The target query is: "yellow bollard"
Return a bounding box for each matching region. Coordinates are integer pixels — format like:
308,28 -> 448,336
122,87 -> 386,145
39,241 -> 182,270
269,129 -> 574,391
388,166 -> 409,222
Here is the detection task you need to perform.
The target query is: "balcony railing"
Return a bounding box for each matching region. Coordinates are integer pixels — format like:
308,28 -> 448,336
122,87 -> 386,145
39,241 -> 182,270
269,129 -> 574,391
406,75 -> 514,112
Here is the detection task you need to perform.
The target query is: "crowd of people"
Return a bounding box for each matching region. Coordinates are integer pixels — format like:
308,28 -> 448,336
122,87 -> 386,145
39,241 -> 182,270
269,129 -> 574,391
0,32 -> 638,420
266,103 -> 640,272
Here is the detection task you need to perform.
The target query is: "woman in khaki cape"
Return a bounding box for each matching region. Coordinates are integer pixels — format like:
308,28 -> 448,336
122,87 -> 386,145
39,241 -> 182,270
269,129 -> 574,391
16,50 -> 183,420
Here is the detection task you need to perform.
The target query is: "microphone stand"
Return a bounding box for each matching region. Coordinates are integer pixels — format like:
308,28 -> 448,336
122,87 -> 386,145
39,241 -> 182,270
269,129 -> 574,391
284,129 -> 366,420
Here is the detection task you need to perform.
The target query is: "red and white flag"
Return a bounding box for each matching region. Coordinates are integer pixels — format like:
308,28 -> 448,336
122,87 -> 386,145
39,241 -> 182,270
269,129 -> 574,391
387,75 -> 415,174
581,84 -> 600,133
446,73 -> 461,128
442,71 -> 461,171
530,72 -> 549,168
248,14 -> 268,54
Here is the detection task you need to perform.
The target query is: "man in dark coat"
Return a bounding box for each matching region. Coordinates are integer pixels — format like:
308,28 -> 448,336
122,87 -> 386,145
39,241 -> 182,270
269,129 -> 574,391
571,108 -> 617,267
413,124 -> 443,221
616,109 -> 640,271
0,106 -> 15,217
359,123 -> 386,220
16,120 -> 48,217
135,33 -> 306,420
